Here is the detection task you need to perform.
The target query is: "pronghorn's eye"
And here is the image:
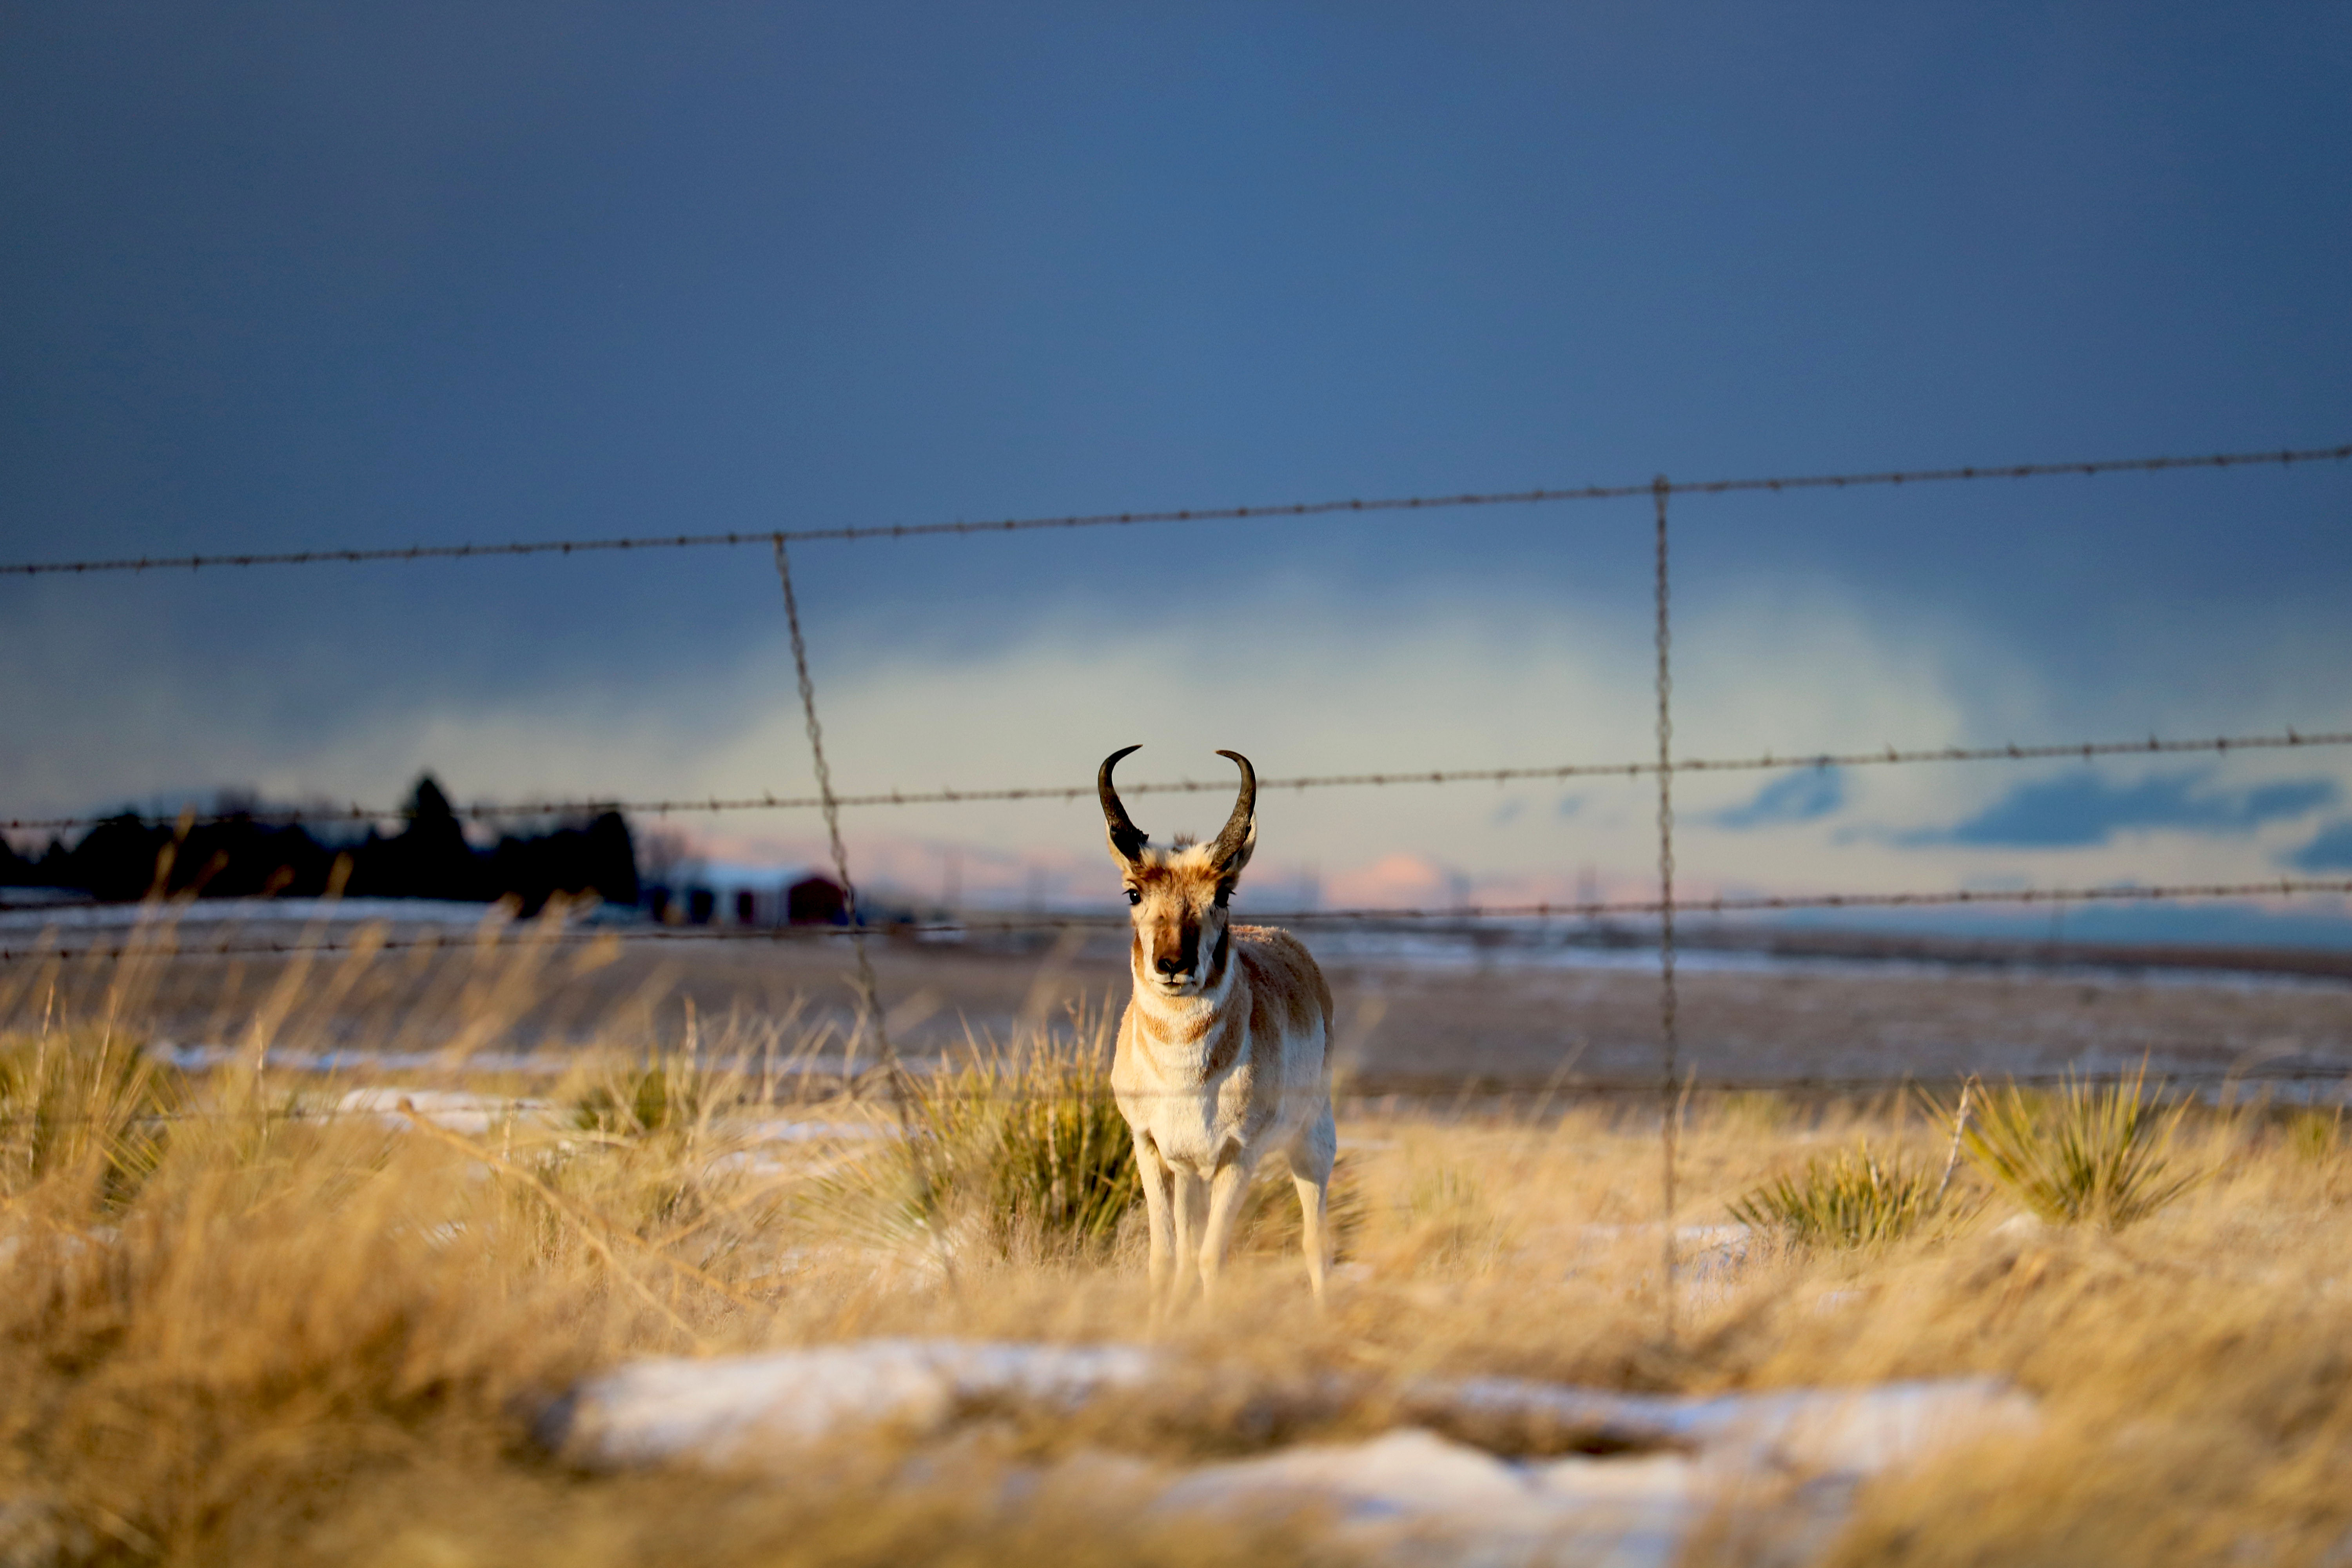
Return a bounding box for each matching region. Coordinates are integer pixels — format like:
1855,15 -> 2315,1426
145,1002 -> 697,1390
1125,887 -> 1142,906
1213,887 -> 1230,908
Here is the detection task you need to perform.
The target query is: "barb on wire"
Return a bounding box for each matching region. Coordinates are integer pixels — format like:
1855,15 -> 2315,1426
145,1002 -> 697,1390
5,876 -> 2352,964
11,725 -> 2348,835
2,443 -> 2342,578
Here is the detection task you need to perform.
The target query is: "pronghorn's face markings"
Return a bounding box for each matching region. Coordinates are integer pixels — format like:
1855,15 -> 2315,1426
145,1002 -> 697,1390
1121,845 -> 1240,998
1099,746 -> 1258,999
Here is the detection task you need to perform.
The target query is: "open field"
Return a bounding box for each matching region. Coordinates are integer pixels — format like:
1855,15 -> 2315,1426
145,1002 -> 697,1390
4,921 -> 2352,1565
18,906 -> 2351,1096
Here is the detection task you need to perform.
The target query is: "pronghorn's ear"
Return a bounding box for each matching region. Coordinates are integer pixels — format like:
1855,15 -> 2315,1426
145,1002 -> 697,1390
1216,819 -> 1257,880
1208,750 -> 1257,877
1098,745 -> 1149,865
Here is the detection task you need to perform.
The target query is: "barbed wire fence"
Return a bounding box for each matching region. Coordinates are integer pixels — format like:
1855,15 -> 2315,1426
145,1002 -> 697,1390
8,874 -> 2352,964
6,440 -> 2352,1326
9,724 -> 2352,836
9,874 -> 2352,954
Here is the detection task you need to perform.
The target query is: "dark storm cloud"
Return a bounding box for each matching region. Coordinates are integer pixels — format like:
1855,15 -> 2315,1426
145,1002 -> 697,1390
1903,773 -> 2338,849
2288,822 -> 2352,872
0,0 -> 2347,904
1711,769 -> 1847,831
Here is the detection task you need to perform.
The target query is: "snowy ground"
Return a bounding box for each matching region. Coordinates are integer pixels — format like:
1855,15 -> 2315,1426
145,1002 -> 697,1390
544,1339 -> 2036,1568
0,897 -> 507,933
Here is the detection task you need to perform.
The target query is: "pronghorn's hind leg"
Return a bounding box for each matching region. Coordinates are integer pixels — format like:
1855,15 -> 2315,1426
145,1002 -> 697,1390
1291,1171 -> 1330,1304
1289,1105 -> 1338,1303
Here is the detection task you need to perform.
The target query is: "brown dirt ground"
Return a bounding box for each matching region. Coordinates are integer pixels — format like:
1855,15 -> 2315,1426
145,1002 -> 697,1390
38,919 -> 2349,1097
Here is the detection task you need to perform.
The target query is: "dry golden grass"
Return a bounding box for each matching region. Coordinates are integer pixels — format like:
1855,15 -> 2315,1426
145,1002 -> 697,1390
1,926 -> 2350,1564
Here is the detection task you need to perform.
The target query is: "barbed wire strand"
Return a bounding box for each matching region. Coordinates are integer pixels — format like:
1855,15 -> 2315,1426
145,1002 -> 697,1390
5,875 -> 2352,964
13,725 -> 2348,837
1,443 -> 2343,580
1651,475 -> 1680,1340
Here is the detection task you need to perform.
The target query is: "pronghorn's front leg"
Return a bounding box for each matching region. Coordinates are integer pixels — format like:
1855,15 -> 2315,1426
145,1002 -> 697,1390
1171,1165 -> 1209,1303
1198,1152 -> 1256,1303
1133,1133 -> 1176,1301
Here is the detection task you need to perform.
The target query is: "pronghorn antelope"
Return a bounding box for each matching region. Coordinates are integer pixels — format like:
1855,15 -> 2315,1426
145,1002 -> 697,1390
1098,746 -> 1336,1304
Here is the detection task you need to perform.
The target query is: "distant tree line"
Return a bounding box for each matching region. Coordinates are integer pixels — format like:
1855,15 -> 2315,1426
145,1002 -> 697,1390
0,776 -> 637,915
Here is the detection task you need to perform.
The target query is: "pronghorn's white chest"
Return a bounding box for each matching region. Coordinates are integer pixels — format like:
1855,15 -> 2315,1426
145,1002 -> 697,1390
1111,992 -> 1252,1174
1111,944 -> 1326,1177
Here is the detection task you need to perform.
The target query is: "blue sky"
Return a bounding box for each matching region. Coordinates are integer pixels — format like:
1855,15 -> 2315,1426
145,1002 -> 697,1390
3,3 -> 2348,936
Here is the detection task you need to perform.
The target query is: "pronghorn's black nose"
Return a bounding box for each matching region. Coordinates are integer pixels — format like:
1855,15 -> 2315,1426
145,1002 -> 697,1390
1154,954 -> 1188,977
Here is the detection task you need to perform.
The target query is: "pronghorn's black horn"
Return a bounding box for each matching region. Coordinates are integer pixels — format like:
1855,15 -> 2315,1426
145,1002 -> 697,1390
1098,745 -> 1148,862
1208,750 -> 1256,871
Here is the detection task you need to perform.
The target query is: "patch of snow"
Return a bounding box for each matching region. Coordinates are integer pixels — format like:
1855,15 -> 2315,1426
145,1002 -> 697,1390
1417,1374 -> 2032,1475
1572,1223 -> 1760,1308
1577,1223 -> 1753,1250
1163,1429 -> 1696,1568
334,1088 -> 550,1134
739,1118 -> 894,1143
545,1340 -> 1157,1468
702,1122 -> 898,1182
0,1224 -> 118,1269
1176,1381 -> 2032,1566
147,1041 -> 870,1085
546,1339 -> 2036,1563
0,897 -> 511,933
147,1042 -> 583,1076
700,1151 -> 793,1181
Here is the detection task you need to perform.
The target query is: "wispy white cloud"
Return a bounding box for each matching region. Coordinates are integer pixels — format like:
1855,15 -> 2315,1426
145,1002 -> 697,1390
7,574 -> 2349,922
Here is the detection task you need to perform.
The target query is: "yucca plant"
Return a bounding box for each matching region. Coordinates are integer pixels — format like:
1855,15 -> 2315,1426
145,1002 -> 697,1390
803,1005 -> 1141,1256
572,1049 -> 714,1136
1729,1143 -> 1938,1249
1955,1068 -> 2195,1229
0,1025 -> 182,1207
2285,1107 -> 2343,1165
962,1035 -> 1139,1249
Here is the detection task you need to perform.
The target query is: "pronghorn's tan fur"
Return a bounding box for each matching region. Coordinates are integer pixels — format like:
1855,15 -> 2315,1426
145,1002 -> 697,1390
1099,748 -> 1337,1304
